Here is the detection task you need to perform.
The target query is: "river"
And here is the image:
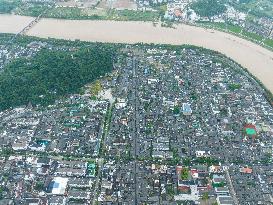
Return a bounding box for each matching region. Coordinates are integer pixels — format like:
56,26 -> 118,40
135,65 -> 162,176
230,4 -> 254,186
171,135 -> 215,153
1,15 -> 273,93
0,14 -> 34,34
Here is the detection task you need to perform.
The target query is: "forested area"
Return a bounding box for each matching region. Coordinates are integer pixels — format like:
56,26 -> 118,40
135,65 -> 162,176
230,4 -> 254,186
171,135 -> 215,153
191,0 -> 227,18
0,46 -> 115,110
0,0 -> 52,16
0,0 -> 19,13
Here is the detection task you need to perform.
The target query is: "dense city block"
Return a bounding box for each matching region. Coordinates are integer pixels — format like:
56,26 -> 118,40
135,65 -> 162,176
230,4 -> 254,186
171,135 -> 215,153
0,36 -> 272,204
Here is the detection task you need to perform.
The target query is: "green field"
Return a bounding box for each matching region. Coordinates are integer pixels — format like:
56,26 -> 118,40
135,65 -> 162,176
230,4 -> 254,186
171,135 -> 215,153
44,7 -> 160,21
45,7 -> 106,20
39,6 -> 160,21
107,9 -> 160,21
241,30 -> 264,42
264,38 -> 273,48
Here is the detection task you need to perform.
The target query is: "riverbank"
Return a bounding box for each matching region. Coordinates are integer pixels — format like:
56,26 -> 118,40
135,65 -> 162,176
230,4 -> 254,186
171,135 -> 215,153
196,21 -> 273,51
26,18 -> 273,93
0,15 -> 273,93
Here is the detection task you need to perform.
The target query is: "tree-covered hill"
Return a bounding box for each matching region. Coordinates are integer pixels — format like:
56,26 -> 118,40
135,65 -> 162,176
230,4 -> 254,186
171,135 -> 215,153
0,46 -> 114,110
191,0 -> 227,18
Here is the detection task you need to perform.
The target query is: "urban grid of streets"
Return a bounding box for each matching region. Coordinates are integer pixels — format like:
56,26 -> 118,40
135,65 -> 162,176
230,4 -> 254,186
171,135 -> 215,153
0,43 -> 273,205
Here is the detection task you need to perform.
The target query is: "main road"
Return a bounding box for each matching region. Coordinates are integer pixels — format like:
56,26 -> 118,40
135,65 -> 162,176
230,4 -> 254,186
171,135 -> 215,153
0,14 -> 273,93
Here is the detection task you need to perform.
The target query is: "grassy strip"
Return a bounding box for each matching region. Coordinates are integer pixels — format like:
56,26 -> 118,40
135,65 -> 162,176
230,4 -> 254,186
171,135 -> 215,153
197,21 -> 273,50
241,30 -> 263,42
197,21 -> 242,34
264,38 -> 273,48
99,102 -> 114,156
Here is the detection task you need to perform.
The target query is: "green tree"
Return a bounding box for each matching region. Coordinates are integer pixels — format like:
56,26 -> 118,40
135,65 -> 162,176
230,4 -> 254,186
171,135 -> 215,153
228,83 -> 242,91
191,0 -> 226,18
183,158 -> 191,166
173,106 -> 180,115
181,168 -> 189,180
34,181 -> 44,191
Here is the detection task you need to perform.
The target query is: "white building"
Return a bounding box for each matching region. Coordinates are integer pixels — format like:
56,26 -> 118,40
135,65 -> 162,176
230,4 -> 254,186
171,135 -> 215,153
49,177 -> 69,195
